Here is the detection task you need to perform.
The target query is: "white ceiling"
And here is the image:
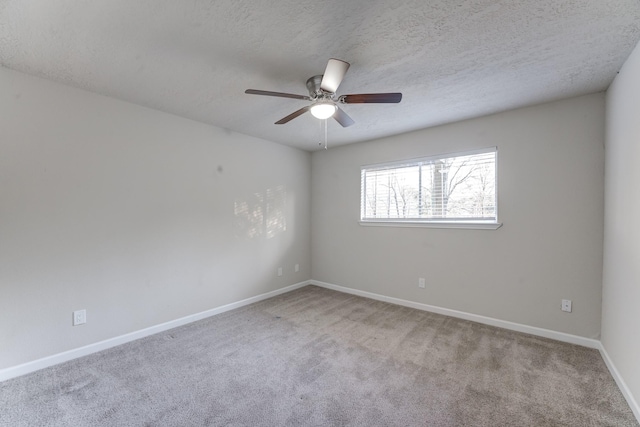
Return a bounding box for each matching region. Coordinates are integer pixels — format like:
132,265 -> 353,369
2,1 -> 640,151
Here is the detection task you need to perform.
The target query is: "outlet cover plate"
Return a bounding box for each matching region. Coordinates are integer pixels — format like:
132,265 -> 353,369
73,309 -> 87,326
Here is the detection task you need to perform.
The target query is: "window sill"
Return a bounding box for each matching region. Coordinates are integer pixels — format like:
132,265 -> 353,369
359,221 -> 503,230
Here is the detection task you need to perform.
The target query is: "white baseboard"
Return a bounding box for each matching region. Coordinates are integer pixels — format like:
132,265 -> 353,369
311,280 -> 600,349
598,343 -> 640,422
0,280 -> 311,382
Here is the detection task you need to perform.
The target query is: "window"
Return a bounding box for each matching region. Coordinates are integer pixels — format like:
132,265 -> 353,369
360,147 -> 499,228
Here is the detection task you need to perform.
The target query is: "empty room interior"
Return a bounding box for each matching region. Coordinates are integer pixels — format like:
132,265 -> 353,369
1,1 -> 640,425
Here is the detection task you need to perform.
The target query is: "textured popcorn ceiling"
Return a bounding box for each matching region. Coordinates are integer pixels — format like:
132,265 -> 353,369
1,1 -> 640,150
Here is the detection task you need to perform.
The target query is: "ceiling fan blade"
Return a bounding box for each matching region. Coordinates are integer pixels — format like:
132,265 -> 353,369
275,106 -> 311,124
245,89 -> 310,101
320,59 -> 350,93
333,106 -> 355,128
341,93 -> 403,103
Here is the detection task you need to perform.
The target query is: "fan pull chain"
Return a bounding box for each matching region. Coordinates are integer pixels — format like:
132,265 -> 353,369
317,118 -> 329,150
324,118 -> 328,150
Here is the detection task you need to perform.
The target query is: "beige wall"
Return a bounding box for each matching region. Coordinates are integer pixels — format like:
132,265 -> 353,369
0,67 -> 311,369
311,93 -> 605,338
602,39 -> 640,411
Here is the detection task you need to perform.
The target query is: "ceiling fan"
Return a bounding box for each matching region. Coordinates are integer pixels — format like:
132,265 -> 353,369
245,58 -> 402,128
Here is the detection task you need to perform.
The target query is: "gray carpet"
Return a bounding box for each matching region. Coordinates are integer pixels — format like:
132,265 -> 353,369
0,285 -> 637,426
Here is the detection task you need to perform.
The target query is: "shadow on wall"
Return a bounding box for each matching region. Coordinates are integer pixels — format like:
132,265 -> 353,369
234,185 -> 287,240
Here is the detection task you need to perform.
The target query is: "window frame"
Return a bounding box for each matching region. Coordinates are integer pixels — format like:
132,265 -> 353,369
359,147 -> 502,230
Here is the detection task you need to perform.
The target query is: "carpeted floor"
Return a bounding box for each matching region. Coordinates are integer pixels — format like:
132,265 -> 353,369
0,285 -> 637,426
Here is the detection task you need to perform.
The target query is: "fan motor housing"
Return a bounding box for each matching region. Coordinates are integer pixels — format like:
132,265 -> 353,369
306,75 -> 326,98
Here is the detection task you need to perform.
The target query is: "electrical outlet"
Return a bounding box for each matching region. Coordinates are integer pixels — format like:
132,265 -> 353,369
277,267 -> 283,277
418,278 -> 426,289
561,299 -> 572,313
294,264 -> 299,273
73,309 -> 87,326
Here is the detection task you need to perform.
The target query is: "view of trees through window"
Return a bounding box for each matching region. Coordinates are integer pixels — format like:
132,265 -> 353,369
361,149 -> 497,222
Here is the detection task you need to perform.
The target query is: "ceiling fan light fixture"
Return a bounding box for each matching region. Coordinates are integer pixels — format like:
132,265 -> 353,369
310,102 -> 337,120
245,58 -> 402,128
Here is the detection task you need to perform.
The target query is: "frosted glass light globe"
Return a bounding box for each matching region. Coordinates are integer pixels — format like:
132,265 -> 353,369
310,102 -> 337,119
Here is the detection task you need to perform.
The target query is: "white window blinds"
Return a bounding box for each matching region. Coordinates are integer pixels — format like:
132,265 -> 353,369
361,147 -> 497,223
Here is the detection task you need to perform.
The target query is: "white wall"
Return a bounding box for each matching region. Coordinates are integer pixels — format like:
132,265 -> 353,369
602,40 -> 640,412
0,67 -> 311,369
311,93 -> 605,338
